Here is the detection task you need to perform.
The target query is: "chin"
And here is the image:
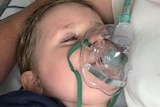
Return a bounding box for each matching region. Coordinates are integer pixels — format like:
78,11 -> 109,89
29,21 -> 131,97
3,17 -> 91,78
82,83 -> 111,105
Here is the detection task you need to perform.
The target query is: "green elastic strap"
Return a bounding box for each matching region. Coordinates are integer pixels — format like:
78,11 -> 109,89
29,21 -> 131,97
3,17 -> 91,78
108,92 -> 120,107
67,40 -> 92,107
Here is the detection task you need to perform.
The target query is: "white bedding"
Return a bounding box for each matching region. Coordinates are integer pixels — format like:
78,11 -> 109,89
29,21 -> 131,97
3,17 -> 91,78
125,0 -> 160,107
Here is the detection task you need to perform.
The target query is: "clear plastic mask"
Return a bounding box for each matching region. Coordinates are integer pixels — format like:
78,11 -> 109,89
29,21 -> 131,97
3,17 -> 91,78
79,24 -> 131,95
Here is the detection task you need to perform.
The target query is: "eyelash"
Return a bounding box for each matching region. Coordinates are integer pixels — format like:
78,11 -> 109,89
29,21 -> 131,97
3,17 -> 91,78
62,35 -> 78,43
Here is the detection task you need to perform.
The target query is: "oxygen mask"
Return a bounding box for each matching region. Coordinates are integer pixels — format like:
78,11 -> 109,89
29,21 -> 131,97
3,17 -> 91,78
80,25 -> 131,95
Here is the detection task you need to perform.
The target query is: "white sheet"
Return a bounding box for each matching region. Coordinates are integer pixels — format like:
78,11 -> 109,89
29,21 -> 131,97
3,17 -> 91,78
125,0 -> 160,107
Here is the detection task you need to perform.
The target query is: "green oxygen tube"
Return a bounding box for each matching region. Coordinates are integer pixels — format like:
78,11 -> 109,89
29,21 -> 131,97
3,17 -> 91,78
108,0 -> 132,107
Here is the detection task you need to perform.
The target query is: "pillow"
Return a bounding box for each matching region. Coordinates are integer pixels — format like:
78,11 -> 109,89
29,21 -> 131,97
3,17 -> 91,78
125,0 -> 160,106
0,65 -> 21,95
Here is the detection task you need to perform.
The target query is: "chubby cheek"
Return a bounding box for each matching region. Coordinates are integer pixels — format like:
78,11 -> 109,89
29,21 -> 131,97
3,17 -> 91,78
37,52 -> 79,101
69,49 -> 81,72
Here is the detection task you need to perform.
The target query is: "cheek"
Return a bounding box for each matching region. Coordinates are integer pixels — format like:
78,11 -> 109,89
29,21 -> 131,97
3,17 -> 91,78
37,53 -> 78,99
69,49 -> 81,71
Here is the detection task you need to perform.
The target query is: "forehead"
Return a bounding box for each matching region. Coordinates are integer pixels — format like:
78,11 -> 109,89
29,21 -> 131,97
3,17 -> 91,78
38,2 -> 101,31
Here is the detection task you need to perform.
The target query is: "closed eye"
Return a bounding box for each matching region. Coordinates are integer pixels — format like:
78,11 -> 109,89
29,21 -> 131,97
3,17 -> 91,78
62,35 -> 78,43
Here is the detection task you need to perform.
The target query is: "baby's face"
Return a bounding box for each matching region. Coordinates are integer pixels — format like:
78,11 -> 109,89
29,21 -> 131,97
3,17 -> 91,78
35,3 -> 110,106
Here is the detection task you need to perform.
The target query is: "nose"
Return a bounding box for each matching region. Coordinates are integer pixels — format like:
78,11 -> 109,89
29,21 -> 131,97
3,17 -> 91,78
85,28 -> 105,46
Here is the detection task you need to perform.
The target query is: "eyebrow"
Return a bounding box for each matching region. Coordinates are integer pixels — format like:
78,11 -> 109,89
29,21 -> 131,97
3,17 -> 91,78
58,23 -> 75,30
91,21 -> 104,27
57,21 -> 103,31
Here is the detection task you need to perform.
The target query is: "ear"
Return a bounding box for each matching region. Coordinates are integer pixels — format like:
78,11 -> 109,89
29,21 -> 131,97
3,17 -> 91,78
21,71 -> 43,95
